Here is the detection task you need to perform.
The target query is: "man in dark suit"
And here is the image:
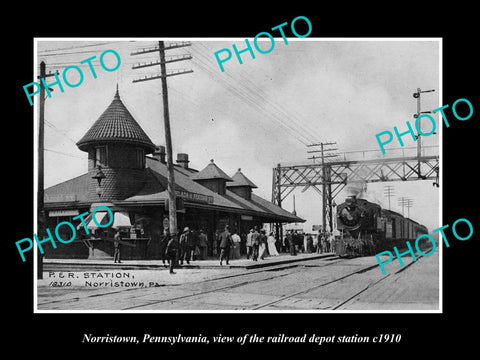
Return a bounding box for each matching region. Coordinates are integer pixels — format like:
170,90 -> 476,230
113,230 -> 122,263
165,233 -> 179,274
159,228 -> 170,268
259,229 -> 268,260
179,227 -> 193,265
288,230 -> 296,256
198,229 -> 208,260
251,227 -> 260,261
218,225 -> 234,265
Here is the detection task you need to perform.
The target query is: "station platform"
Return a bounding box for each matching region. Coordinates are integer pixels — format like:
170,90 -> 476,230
42,252 -> 336,272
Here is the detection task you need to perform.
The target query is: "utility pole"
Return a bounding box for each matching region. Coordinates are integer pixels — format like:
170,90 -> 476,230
383,184 -> 395,210
398,197 -> 413,218
275,163 -> 282,209
397,196 -> 407,240
132,41 -> 192,236
38,61 -> 45,280
404,198 -> 413,218
307,142 -> 338,232
398,197 -> 413,238
274,163 -> 283,243
37,61 -> 57,280
159,41 -> 177,236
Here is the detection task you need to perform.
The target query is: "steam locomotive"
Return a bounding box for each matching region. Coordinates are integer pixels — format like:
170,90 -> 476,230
335,196 -> 428,257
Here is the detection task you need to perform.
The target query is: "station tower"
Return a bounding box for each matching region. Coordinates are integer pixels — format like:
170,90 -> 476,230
76,88 -> 157,202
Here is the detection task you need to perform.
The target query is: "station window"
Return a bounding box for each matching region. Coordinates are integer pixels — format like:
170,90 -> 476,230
95,146 -> 107,167
135,148 -> 145,168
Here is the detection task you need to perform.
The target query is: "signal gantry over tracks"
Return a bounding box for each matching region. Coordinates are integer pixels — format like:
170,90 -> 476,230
271,152 -> 439,236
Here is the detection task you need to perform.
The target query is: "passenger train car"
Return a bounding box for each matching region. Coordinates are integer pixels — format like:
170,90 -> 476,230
335,196 -> 428,257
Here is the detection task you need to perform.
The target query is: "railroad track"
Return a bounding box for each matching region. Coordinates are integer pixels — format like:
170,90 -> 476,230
254,252 -> 428,310
122,258 -> 391,310
38,254 -> 425,310
121,263 -> 317,310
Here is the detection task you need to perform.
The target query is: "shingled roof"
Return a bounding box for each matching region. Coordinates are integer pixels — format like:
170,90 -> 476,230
76,88 -> 156,153
191,159 -> 233,181
44,157 -> 305,223
226,168 -> 258,188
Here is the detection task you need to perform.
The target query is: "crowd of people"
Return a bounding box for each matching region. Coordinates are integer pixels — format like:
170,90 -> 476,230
159,226 -> 209,274
283,230 -> 335,255
152,225 -> 335,274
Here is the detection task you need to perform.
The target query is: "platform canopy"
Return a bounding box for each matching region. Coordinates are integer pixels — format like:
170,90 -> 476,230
76,211 -> 131,230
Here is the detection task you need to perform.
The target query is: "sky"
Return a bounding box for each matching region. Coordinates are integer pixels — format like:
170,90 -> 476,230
35,38 -> 441,233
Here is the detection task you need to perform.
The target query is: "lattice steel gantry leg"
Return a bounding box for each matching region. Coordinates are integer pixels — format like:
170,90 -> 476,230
272,163 -> 284,241
323,166 -> 334,233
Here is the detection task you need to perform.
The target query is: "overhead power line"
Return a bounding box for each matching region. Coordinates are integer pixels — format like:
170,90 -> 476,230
194,43 -> 325,138
189,44 -> 314,146
44,120 -> 78,145
37,41 -> 126,54
198,43 -> 325,142
44,148 -> 85,159
38,50 -> 99,57
193,43 -> 326,144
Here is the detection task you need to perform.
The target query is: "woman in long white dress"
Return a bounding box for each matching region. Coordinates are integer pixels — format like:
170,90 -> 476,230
267,232 -> 279,256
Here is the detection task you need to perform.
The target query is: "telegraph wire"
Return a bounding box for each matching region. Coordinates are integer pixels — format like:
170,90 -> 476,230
194,43 -> 325,142
44,148 -> 85,160
44,120 -> 78,146
38,50 -> 99,57
227,61 -> 325,141
194,43 -> 322,137
37,41 -> 124,53
189,45 -> 313,145
39,40 -> 318,158
191,54 -> 310,145
166,83 -> 276,138
145,78 -> 277,139
190,46 -> 305,140
191,44 -> 319,143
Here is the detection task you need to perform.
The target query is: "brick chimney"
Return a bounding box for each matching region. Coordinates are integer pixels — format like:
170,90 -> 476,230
176,153 -> 189,169
153,145 -> 166,164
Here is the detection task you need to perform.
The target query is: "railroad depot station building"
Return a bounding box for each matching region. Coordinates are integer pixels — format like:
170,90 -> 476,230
44,89 -> 303,260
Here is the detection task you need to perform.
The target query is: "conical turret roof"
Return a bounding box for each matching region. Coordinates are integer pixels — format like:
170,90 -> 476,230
77,88 -> 156,153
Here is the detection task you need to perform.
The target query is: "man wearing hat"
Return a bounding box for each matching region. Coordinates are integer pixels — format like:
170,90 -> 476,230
113,229 -> 122,263
179,226 -> 193,265
165,232 -> 179,274
251,226 -> 260,261
245,229 -> 254,259
218,225 -> 234,265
